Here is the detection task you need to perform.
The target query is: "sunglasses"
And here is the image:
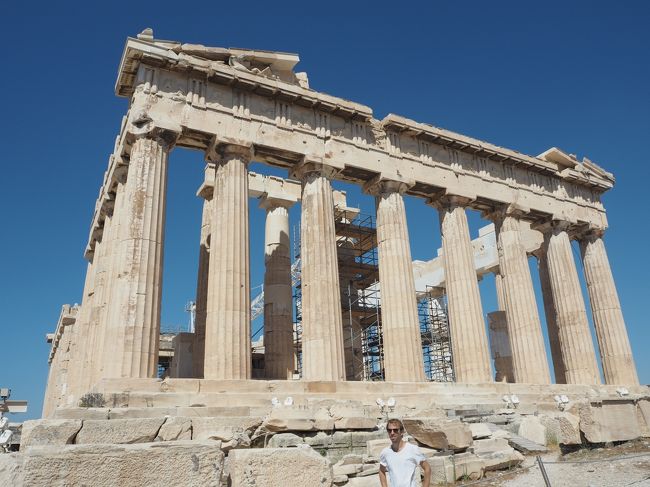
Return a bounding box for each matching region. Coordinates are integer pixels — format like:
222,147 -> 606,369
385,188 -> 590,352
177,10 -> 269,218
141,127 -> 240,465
387,428 -> 402,433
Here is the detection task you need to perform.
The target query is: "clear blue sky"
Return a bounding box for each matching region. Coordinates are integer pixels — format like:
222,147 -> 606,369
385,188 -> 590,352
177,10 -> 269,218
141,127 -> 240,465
2,1 -> 648,420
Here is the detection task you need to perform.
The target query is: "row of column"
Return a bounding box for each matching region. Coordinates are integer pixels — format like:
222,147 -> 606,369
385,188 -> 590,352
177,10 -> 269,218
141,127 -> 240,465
66,133 -> 637,403
193,149 -> 636,386
491,212 -> 637,385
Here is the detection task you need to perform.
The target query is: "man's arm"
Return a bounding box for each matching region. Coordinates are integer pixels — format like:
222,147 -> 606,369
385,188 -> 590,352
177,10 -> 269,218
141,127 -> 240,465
379,464 -> 389,487
420,460 -> 431,487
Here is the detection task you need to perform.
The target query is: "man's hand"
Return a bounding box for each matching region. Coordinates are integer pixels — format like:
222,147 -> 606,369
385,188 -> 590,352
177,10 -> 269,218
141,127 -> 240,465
379,464 -> 389,487
420,460 -> 431,487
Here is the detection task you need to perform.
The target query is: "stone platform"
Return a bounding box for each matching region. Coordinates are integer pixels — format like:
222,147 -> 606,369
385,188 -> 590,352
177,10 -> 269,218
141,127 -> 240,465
54,378 -> 650,418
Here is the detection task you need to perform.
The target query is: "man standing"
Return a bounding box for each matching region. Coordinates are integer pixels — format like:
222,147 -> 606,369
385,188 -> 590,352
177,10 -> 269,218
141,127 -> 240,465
379,418 -> 431,487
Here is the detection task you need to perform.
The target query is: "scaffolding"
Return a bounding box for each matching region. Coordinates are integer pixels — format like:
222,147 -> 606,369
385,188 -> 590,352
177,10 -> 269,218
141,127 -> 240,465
418,287 -> 455,382
292,210 -> 454,383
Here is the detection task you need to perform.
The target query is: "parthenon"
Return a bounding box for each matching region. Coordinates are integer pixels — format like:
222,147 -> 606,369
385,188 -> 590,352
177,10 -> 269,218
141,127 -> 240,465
42,29 -> 639,417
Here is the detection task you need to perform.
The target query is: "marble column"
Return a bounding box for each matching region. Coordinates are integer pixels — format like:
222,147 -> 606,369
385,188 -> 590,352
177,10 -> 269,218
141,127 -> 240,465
81,218 -> 111,391
192,196 -> 211,379
534,247 -> 566,384
493,208 -> 550,384
366,178 -> 425,382
261,196 -> 295,380
103,131 -> 174,378
66,260 -> 96,403
204,144 -> 252,380
580,230 -> 638,385
540,221 -> 600,384
433,196 -> 492,383
292,160 -> 346,381
94,178 -> 126,384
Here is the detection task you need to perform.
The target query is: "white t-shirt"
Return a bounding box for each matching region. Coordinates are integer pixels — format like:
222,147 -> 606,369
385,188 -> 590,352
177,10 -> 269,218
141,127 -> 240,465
379,442 -> 426,487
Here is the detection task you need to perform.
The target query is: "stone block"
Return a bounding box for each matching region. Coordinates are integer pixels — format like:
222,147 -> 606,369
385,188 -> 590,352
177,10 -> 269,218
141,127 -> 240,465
75,417 -> 166,444
192,416 -> 261,442
108,407 -> 176,419
227,446 -> 332,486
333,463 -> 362,476
579,401 -> 641,443
366,439 -> 390,457
338,453 -> 364,465
357,463 -> 379,476
20,419 -> 82,450
427,452 -> 484,483
267,432 -> 305,448
637,400 -> 650,437
469,423 -> 492,439
403,418 -> 472,451
539,413 -> 581,445
53,408 -> 109,420
20,441 -> 223,486
0,453 -> 24,486
334,417 -> 377,430
260,408 -> 316,433
517,416 -> 547,446
346,475 -> 380,486
155,417 -> 191,441
473,438 -> 524,471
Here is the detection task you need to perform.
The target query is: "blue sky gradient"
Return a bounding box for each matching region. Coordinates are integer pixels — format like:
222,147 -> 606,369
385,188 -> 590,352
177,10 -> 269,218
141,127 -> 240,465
1,1 -> 648,420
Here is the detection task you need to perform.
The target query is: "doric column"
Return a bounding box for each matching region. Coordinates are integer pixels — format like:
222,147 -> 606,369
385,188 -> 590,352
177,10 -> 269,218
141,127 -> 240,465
192,194 -> 212,379
103,130 -> 176,378
204,143 -> 252,380
261,195 -> 295,380
365,177 -> 425,382
94,178 -> 126,384
579,230 -> 638,385
432,196 -> 491,383
291,160 -> 345,381
493,207 -> 550,384
538,221 -> 600,384
534,246 -> 566,384
65,260 -> 96,403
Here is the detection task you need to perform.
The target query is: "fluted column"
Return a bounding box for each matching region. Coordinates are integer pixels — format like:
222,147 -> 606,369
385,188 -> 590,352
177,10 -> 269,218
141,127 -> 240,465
580,230 -> 638,385
493,208 -> 550,384
103,131 -> 175,378
261,196 -> 295,380
433,196 -> 491,383
534,247 -> 566,384
192,195 -> 211,379
94,178 -> 126,384
66,260 -> 96,403
539,221 -> 600,384
292,160 -> 345,381
204,144 -> 252,380
366,177 -> 425,381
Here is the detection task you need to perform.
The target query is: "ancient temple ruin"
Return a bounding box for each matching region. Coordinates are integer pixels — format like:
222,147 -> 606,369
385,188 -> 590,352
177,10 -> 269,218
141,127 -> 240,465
43,30 -> 640,414
12,29 -> 648,487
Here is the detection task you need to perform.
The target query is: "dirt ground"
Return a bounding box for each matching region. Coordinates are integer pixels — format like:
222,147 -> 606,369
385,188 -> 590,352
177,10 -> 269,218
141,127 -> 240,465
461,440 -> 650,487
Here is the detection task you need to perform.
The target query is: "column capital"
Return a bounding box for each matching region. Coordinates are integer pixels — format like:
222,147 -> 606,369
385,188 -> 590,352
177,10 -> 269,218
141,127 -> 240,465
259,193 -> 297,211
290,157 -> 342,181
205,136 -> 253,163
126,112 -> 180,149
576,226 -> 607,243
485,203 -> 530,225
532,218 -> 573,236
427,193 -> 475,211
363,174 -> 414,196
